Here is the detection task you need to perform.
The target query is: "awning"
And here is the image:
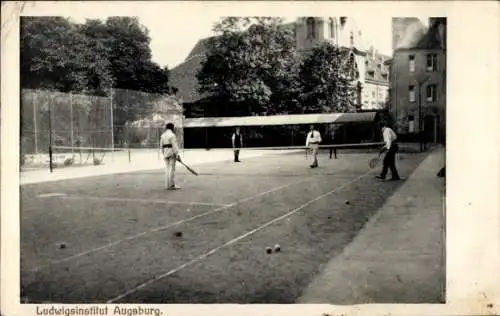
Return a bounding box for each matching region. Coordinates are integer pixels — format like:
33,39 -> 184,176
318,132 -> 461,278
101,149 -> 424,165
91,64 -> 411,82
184,112 -> 377,128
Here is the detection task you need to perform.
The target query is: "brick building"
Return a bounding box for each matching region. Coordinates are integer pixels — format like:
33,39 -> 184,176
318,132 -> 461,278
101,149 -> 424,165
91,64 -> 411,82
388,17 -> 446,143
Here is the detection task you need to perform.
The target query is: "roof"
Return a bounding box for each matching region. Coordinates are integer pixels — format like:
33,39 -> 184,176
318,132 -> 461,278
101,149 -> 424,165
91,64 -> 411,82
394,18 -> 446,52
185,37 -> 213,61
412,18 -> 445,50
184,112 -> 377,128
392,18 -> 427,50
169,54 -> 206,104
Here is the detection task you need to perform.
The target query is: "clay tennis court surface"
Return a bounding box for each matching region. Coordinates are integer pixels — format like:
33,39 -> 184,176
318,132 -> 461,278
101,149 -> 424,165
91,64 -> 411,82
20,149 -> 428,303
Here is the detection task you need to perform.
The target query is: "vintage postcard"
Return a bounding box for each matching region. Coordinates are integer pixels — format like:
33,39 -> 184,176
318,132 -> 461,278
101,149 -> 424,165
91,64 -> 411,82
1,1 -> 499,316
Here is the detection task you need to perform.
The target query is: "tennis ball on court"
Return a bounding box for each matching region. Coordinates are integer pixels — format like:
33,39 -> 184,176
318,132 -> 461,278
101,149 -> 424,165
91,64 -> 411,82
274,244 -> 281,252
265,247 -> 272,254
174,231 -> 183,238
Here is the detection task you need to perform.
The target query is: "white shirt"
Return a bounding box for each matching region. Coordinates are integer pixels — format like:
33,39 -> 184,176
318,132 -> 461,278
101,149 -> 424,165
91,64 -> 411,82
306,130 -> 322,147
408,121 -> 415,133
382,127 -> 397,149
160,129 -> 179,158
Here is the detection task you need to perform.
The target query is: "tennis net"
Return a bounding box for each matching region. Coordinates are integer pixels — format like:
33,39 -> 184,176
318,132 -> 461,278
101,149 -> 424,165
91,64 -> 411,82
49,146 -> 136,169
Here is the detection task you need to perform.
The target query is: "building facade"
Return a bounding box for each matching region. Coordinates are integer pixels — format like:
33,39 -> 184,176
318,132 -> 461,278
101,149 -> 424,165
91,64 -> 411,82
389,17 -> 446,143
294,17 -> 390,110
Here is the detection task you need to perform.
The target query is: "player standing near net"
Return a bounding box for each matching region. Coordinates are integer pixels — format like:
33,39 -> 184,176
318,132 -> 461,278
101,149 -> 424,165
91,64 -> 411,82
232,127 -> 243,163
306,125 -> 322,168
160,123 -> 181,190
375,122 -> 401,181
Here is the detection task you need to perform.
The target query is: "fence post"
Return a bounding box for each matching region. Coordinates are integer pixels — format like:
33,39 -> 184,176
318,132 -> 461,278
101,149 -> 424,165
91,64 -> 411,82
110,88 -> 115,162
33,91 -> 38,154
70,92 -> 74,155
48,96 -> 53,173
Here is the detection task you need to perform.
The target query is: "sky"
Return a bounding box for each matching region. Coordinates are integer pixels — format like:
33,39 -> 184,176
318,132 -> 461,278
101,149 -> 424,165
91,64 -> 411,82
21,1 -> 430,70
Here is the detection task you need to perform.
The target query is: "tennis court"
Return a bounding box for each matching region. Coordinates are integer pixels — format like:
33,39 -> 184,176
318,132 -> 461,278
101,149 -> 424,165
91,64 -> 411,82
20,146 -> 428,303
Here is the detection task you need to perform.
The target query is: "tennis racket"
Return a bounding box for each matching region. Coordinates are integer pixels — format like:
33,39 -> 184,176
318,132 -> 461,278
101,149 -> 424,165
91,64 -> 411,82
369,156 -> 381,169
177,159 -> 199,176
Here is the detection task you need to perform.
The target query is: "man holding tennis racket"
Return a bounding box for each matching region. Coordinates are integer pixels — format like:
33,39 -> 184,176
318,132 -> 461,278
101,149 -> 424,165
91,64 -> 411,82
375,122 -> 401,181
306,125 -> 322,168
160,122 -> 181,190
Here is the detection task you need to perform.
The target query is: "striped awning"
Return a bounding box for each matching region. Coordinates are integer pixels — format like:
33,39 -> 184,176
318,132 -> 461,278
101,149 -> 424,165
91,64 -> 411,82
184,112 -> 377,128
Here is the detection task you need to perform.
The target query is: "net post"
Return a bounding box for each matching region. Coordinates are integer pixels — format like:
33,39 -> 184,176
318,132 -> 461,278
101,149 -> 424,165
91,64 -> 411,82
48,94 -> 53,172
49,145 -> 53,173
70,92 -> 74,156
110,88 -> 115,162
33,91 -> 38,154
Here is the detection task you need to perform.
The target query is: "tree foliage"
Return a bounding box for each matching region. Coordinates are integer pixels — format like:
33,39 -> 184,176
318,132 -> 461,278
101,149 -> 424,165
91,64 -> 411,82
197,17 -> 299,116
20,16 -> 170,96
197,18 -> 361,117
299,43 -> 359,113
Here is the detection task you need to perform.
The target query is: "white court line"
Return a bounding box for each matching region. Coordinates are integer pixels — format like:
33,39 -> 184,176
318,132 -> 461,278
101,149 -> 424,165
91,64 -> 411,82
52,195 -> 231,207
106,169 -> 375,303
37,193 -> 67,198
27,178 -> 312,274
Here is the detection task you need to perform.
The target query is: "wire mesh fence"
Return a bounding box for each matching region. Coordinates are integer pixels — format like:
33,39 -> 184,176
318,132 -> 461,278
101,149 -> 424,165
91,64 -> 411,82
20,88 -> 184,170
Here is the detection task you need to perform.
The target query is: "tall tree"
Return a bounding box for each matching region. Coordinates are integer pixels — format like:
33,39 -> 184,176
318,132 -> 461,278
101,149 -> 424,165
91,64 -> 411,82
299,43 -> 359,113
20,16 -> 102,93
197,17 -> 298,116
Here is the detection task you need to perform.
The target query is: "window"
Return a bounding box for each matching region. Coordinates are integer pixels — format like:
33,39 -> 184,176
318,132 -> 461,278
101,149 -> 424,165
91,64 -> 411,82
306,17 -> 316,39
426,53 -> 437,71
409,55 -> 415,72
329,18 -> 335,38
409,85 -> 416,102
340,17 -> 347,27
408,117 -> 415,133
426,84 -> 437,102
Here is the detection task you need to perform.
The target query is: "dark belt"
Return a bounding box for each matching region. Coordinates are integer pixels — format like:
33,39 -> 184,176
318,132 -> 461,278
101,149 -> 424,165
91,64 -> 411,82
162,144 -> 172,148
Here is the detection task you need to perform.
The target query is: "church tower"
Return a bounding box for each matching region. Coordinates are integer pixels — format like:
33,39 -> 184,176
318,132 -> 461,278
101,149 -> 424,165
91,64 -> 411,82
295,17 -> 364,55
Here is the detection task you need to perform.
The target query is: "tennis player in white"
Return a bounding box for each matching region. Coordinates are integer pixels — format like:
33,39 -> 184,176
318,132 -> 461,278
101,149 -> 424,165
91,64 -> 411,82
306,125 -> 322,168
160,123 -> 181,190
376,122 -> 401,181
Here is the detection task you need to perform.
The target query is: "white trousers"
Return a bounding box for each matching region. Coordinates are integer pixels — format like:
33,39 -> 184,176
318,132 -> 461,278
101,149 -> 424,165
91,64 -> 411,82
309,144 -> 319,165
164,156 -> 177,188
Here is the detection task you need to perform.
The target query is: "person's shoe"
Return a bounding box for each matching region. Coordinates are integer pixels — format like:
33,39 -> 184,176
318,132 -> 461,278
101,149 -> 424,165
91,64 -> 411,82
167,186 -> 181,190
389,177 -> 402,181
375,176 -> 386,181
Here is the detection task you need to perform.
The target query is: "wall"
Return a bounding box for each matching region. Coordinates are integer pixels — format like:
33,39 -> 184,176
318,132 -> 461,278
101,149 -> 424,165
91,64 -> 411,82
390,48 -> 445,139
362,81 -> 389,110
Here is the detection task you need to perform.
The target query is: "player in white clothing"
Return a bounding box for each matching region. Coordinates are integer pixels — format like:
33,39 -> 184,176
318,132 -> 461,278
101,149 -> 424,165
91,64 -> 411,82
375,122 -> 401,181
306,125 -> 322,168
160,123 -> 181,190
